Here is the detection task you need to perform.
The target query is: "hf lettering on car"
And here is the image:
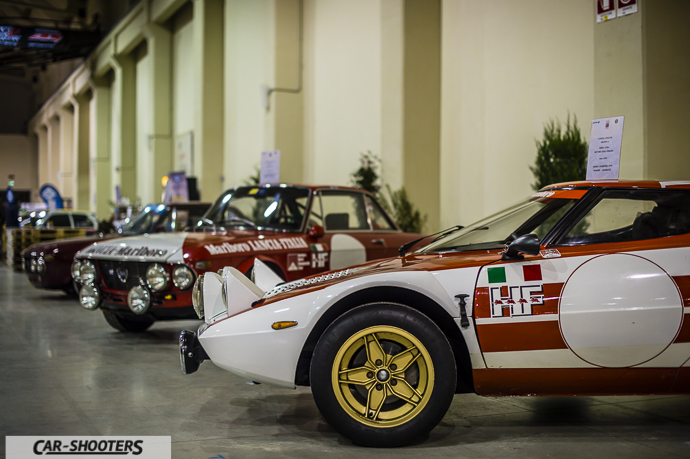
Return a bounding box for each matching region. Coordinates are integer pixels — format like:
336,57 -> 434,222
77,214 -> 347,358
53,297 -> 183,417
180,180 -> 690,447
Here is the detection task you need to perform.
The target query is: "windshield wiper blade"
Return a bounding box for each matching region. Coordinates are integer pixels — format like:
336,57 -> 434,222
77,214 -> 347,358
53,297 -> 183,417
398,225 -> 464,257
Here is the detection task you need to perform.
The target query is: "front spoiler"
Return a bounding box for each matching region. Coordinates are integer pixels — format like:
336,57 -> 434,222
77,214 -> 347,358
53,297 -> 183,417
179,330 -> 209,375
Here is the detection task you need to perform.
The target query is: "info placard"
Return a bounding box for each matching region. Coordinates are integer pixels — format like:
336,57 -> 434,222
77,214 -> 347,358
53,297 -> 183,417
586,116 -> 624,181
260,150 -> 281,184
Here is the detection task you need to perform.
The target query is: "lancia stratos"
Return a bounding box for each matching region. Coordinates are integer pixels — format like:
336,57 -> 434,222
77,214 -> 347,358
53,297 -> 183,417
73,184 -> 419,332
180,180 -> 690,447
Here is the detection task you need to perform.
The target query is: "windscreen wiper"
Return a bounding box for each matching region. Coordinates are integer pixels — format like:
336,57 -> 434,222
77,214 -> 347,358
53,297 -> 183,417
398,225 -> 464,257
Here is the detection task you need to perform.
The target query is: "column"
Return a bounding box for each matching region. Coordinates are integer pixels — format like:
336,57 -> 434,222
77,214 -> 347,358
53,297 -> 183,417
193,0 -> 224,200
111,54 -> 137,204
58,106 -> 75,205
143,23 -> 173,202
72,93 -> 91,210
90,82 -> 113,219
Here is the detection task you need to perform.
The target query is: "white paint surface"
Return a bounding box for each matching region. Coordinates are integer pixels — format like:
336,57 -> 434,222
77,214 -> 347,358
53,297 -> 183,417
559,254 -> 683,368
329,234 -> 366,270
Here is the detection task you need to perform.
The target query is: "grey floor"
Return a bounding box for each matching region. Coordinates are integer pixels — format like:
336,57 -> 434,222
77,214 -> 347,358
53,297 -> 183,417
2,264 -> 690,459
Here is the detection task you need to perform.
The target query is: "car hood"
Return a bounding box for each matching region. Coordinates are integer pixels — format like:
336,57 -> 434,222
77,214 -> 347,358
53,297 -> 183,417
22,234 -> 113,257
75,229 -> 298,263
77,233 -> 189,263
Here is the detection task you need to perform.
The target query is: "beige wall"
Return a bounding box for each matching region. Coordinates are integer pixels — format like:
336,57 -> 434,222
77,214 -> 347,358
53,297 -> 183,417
441,0 -> 595,228
0,134 -> 38,194
23,0 -> 689,230
224,0 -> 271,188
303,0 -> 383,186
644,0 -> 690,181
172,3 -> 195,162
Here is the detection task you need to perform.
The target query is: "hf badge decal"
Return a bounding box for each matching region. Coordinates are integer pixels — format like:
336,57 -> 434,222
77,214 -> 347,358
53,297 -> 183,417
488,265 -> 544,318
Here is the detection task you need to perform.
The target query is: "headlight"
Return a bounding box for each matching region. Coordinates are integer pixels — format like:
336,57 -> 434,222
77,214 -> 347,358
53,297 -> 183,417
79,260 -> 98,284
128,286 -> 151,315
173,265 -> 195,290
192,275 -> 204,319
37,257 -> 45,273
30,258 -> 37,272
79,284 -> 101,310
71,259 -> 81,280
146,264 -> 169,291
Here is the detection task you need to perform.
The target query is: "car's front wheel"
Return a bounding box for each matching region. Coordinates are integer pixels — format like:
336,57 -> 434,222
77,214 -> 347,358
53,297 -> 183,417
310,303 -> 456,447
102,310 -> 155,332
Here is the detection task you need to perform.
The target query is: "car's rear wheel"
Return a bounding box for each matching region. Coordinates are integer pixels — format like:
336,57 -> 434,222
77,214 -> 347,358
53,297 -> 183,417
102,310 -> 155,332
310,303 -> 456,447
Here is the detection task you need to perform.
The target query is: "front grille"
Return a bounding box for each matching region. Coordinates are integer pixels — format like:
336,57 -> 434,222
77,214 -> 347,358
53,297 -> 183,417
97,260 -> 150,291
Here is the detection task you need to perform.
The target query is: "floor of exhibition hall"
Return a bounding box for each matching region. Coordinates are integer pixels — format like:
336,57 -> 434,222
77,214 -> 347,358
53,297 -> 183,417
1,264 -> 690,459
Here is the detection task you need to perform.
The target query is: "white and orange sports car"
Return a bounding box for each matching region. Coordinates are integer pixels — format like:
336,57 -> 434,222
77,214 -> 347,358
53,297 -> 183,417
180,180 -> 690,447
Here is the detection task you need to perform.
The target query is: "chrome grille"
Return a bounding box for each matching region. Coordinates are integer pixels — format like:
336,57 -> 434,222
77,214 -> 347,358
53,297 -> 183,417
97,260 -> 149,291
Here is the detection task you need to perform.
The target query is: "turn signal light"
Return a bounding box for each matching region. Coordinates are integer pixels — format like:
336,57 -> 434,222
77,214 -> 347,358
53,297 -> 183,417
271,321 -> 298,330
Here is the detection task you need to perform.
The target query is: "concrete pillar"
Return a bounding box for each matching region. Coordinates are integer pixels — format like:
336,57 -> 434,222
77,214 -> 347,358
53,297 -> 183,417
381,0 -> 404,192
72,93 -> 91,210
90,81 -> 113,219
58,106 -> 75,206
111,54 -> 137,204
402,0 -> 440,232
143,23 -> 174,202
270,0 -> 303,183
192,0 -> 224,200
47,116 -> 61,189
36,125 -> 49,187
594,2 -> 690,181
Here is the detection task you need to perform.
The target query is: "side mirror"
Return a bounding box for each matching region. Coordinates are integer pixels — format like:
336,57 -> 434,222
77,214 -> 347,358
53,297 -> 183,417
502,234 -> 540,261
308,224 -> 325,239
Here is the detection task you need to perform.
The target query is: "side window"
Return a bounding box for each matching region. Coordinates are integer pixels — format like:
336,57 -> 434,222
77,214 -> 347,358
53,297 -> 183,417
47,214 -> 71,227
72,214 -> 94,228
307,194 -> 324,228
557,190 -> 690,246
365,195 -> 396,230
320,191 -> 370,231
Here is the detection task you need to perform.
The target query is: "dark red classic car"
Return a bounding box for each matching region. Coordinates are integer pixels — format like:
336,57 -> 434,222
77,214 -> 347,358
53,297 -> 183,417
73,184 -> 421,332
23,202 -> 210,295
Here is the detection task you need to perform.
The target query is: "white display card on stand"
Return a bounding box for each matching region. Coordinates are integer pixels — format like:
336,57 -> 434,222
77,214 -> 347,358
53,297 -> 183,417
260,150 -> 281,184
586,116 -> 624,180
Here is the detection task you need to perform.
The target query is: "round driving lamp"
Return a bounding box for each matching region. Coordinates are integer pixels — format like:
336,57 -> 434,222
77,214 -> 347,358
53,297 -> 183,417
37,257 -> 46,273
191,275 -> 205,319
79,284 -> 101,310
127,286 -> 151,315
146,264 -> 169,291
30,258 -> 37,273
71,259 -> 81,280
79,260 -> 98,284
173,265 -> 195,290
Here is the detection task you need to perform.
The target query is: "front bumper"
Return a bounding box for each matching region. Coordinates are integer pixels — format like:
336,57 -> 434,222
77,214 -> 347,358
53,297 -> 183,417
179,329 -> 208,374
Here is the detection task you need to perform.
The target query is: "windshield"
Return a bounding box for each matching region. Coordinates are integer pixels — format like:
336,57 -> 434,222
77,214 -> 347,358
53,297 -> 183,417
419,196 -> 578,253
199,186 -> 311,232
120,204 -> 168,235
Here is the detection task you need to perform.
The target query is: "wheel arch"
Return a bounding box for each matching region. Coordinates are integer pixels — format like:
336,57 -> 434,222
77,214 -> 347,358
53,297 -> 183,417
294,285 -> 474,393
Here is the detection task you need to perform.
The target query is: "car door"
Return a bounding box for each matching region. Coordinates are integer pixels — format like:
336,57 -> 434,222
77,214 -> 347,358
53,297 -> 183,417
309,190 -> 389,271
474,188 -> 690,395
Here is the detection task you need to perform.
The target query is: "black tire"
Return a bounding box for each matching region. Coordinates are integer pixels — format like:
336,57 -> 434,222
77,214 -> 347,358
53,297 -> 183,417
102,310 -> 155,332
310,303 -> 456,447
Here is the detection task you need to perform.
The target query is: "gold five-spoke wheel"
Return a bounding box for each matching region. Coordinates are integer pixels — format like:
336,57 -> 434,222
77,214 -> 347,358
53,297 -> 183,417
311,303 -> 456,447
332,325 -> 434,428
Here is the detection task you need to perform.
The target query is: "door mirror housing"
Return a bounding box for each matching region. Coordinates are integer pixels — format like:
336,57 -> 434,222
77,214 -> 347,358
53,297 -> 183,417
308,224 -> 325,239
502,234 -> 540,261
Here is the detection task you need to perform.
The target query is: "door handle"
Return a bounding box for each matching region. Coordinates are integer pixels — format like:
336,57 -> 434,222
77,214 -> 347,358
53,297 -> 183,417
371,238 -> 385,246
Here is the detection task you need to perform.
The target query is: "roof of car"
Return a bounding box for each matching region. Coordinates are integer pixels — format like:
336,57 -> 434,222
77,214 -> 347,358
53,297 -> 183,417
544,180 -> 690,190
232,184 -> 374,193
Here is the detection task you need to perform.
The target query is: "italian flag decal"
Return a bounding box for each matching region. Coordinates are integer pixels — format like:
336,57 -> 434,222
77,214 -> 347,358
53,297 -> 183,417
488,265 -> 542,283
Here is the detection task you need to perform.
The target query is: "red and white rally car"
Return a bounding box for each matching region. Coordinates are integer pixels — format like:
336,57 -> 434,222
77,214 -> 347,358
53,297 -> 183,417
73,185 -> 420,332
181,180 -> 690,447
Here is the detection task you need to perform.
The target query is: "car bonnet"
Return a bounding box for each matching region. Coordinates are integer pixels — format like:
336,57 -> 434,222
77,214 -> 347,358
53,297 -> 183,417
77,233 -> 188,263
